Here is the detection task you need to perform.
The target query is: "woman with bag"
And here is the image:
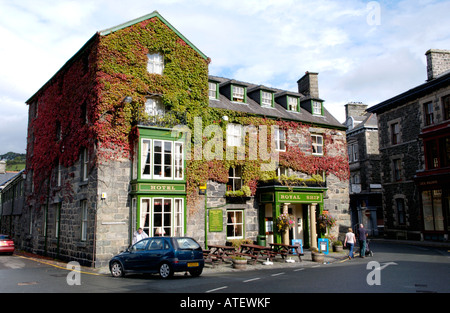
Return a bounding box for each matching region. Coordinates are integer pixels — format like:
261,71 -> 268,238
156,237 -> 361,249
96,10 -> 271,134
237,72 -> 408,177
344,228 -> 356,260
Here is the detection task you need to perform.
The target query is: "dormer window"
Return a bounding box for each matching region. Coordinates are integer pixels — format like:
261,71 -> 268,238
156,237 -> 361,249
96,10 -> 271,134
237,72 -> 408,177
233,86 -> 245,102
288,96 -> 299,112
312,101 -> 323,115
209,82 -> 218,99
261,91 -> 273,108
147,53 -> 164,74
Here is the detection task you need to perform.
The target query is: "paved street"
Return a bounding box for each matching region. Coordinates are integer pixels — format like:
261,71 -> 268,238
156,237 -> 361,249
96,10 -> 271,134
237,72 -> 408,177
0,241 -> 449,296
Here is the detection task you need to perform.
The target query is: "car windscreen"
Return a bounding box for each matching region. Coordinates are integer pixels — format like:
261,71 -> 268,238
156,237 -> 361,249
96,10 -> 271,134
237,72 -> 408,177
0,235 -> 11,240
175,238 -> 201,250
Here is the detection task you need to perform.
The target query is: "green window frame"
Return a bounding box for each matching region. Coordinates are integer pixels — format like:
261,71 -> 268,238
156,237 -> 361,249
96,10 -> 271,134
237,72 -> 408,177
232,85 -> 247,103
312,100 -> 323,116
261,90 -> 274,108
288,96 -> 300,112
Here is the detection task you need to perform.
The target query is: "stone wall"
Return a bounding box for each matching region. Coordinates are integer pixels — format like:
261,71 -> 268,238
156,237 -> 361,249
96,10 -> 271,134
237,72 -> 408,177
94,156 -> 132,268
377,100 -> 422,236
185,181 -> 259,248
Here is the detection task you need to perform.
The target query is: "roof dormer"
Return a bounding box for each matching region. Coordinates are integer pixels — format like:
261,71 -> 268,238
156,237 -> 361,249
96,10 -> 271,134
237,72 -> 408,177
275,91 -> 302,113
219,80 -> 247,103
300,97 -> 325,116
247,85 -> 277,108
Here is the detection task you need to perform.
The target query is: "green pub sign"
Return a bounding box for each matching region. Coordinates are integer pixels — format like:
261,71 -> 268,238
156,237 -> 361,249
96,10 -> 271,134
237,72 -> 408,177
209,209 -> 223,232
277,192 -> 323,203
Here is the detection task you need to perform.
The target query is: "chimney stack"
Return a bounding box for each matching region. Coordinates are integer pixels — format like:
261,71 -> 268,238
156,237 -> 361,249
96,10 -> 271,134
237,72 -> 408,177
345,102 -> 368,120
298,71 -> 319,98
426,49 -> 450,81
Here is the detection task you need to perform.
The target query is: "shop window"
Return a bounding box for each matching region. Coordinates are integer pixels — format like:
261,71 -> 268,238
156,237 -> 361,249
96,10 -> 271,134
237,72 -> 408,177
140,198 -> 184,237
227,210 -> 244,239
422,190 -> 444,231
425,136 -> 450,170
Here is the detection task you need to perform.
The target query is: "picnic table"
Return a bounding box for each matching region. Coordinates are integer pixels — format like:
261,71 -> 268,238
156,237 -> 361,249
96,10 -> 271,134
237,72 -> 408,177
269,242 -> 303,262
237,243 -> 274,264
206,244 -> 236,263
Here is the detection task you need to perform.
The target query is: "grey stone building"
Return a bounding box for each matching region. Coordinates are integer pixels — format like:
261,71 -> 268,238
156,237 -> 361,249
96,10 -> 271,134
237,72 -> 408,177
344,102 -> 382,236
368,49 -> 450,241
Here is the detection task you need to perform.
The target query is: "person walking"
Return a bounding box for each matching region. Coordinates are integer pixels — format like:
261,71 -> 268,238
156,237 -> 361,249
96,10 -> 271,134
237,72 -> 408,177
344,228 -> 356,259
358,224 -> 368,258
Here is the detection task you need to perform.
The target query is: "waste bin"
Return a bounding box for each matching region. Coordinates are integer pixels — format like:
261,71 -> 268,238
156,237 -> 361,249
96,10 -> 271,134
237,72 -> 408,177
257,235 -> 266,246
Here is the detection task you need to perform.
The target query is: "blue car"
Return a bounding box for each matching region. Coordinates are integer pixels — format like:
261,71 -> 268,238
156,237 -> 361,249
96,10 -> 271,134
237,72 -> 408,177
109,237 -> 204,279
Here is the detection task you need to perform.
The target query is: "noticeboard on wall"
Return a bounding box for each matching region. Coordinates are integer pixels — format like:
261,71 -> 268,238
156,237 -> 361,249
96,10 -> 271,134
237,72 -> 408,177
209,209 -> 223,232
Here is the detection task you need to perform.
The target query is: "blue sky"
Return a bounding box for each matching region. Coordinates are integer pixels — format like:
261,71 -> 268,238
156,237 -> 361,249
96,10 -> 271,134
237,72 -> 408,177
1,0 -> 449,154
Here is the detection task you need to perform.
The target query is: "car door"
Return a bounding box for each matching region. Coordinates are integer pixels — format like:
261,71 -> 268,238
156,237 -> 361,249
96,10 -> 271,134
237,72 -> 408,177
124,239 -> 150,271
143,238 -> 166,271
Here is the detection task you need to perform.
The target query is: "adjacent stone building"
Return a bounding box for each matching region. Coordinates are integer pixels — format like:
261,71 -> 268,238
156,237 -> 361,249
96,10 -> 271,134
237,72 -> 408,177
344,102 -> 382,236
368,49 -> 450,241
16,12 -> 350,268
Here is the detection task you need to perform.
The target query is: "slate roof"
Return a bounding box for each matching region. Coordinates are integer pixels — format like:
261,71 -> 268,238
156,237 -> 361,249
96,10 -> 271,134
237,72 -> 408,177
0,172 -> 20,188
208,75 -> 345,129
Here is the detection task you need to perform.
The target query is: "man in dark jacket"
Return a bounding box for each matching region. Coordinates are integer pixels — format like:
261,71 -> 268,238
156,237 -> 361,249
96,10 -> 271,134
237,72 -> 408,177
358,224 -> 368,258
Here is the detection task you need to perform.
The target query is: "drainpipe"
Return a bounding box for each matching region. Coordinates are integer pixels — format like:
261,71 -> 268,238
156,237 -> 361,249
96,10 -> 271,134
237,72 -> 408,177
310,203 -> 318,249
204,183 -> 208,249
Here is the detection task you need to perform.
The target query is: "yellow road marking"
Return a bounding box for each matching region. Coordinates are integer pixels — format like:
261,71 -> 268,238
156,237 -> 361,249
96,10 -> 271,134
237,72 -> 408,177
16,255 -> 103,276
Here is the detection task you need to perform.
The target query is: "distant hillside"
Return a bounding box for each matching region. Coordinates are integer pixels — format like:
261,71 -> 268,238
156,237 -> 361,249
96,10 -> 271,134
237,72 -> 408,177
1,152 -> 26,171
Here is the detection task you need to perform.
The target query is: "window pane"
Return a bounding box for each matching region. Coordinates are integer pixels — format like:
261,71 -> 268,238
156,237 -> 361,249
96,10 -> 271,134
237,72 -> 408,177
209,82 -> 217,98
147,53 -> 164,74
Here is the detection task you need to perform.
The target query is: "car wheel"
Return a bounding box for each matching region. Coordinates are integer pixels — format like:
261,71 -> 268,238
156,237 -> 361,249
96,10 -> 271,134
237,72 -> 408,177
110,261 -> 125,277
159,262 -> 173,279
188,268 -> 203,277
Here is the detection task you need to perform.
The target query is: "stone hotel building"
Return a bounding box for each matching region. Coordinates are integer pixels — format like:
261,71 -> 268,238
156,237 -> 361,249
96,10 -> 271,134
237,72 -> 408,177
14,12 -> 350,268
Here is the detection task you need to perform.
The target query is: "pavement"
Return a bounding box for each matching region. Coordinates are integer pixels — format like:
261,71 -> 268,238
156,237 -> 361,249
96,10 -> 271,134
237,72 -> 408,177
12,238 -> 450,277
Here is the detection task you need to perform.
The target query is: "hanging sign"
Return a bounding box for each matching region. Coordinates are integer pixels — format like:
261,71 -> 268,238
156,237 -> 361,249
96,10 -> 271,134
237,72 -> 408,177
277,192 -> 322,203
